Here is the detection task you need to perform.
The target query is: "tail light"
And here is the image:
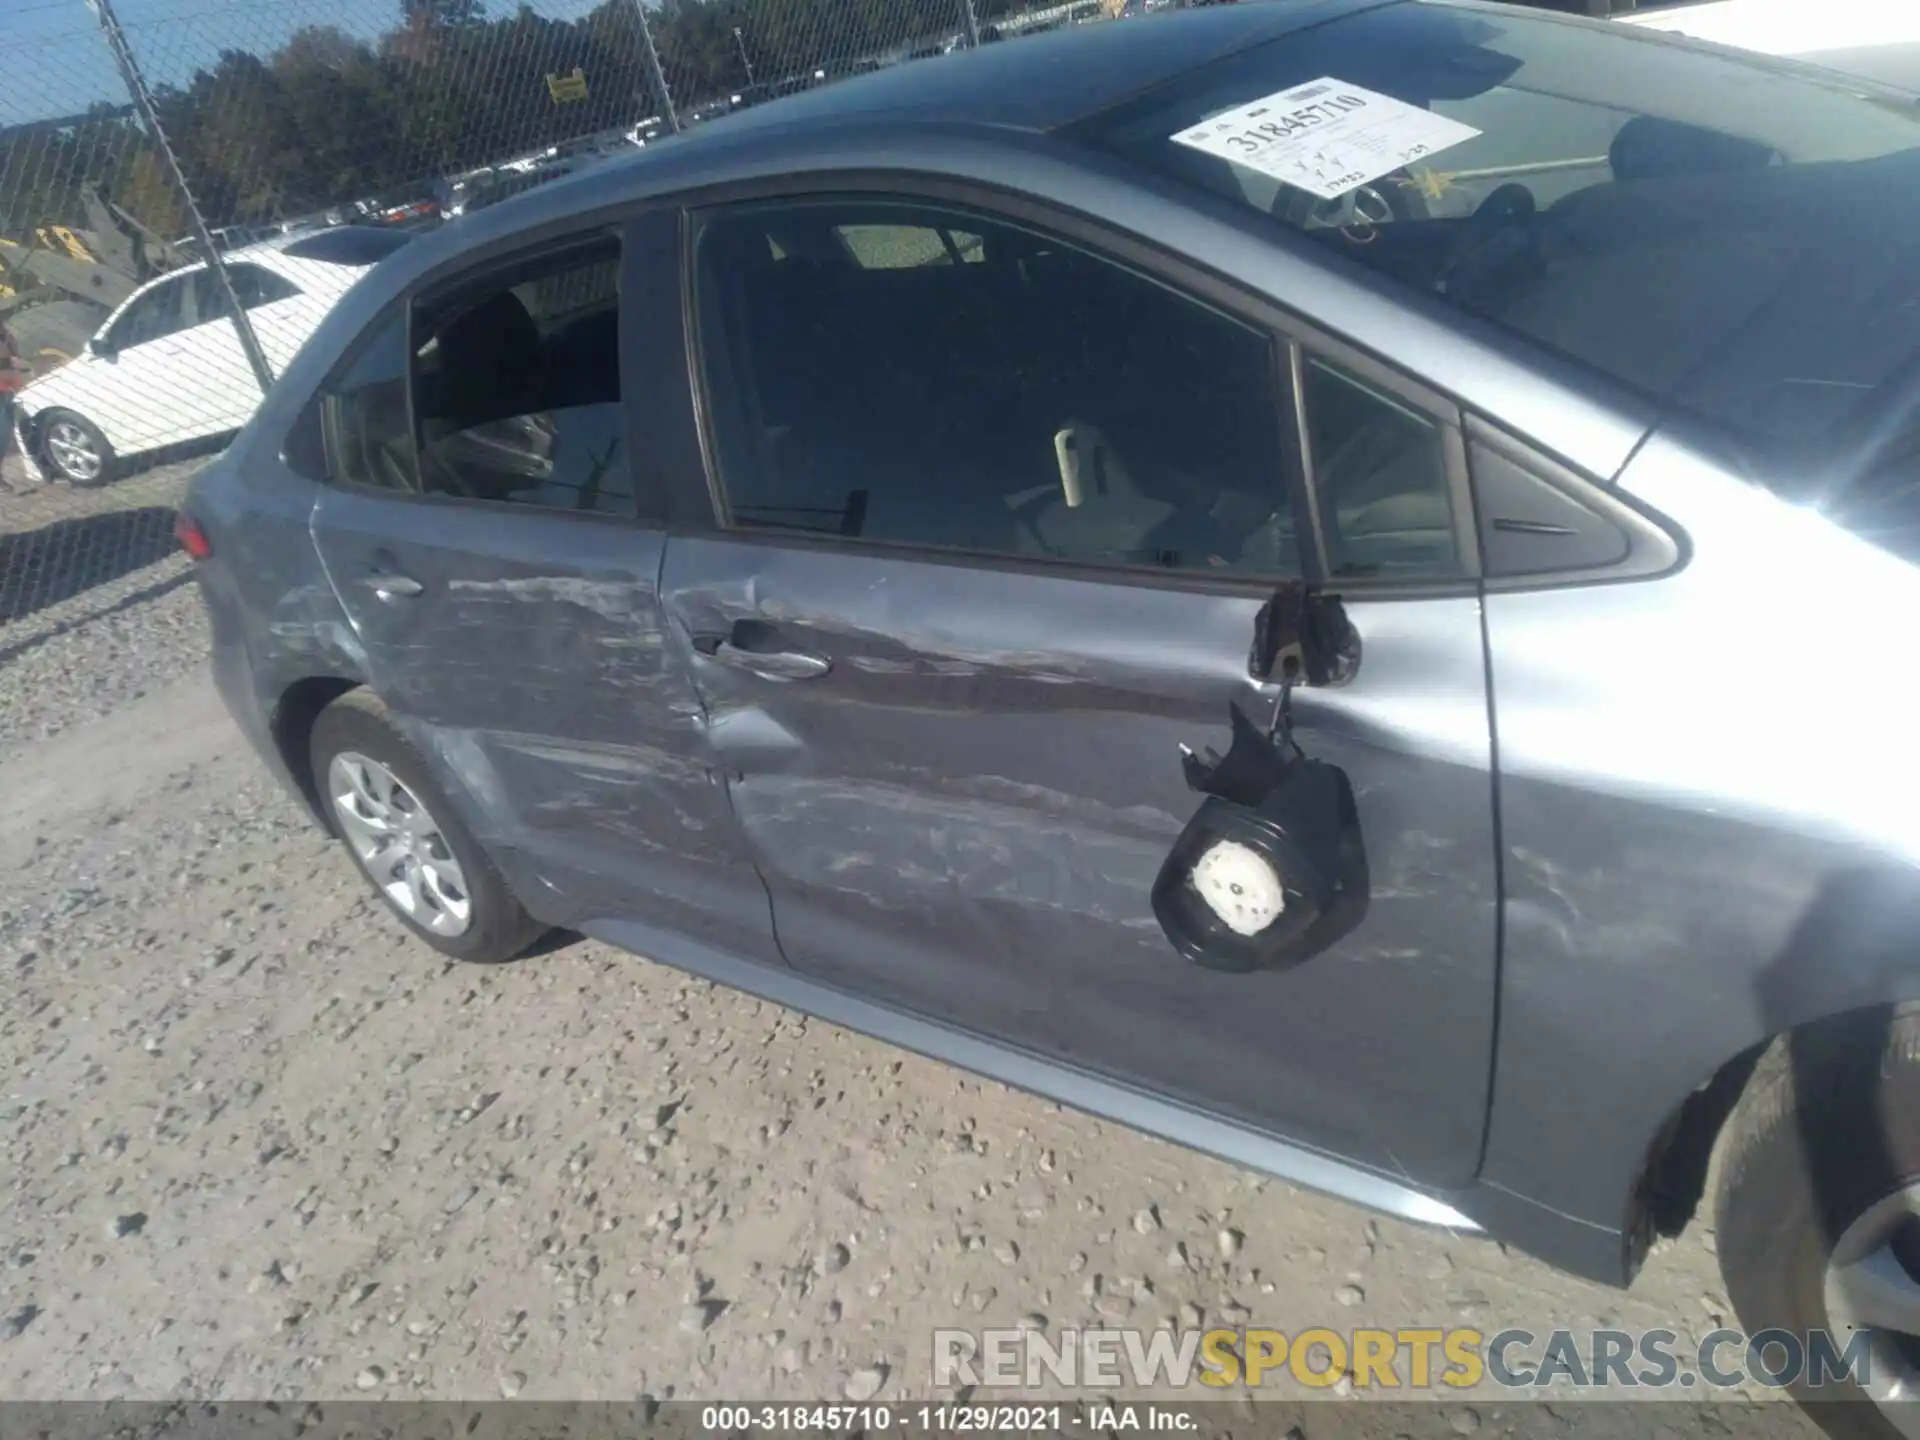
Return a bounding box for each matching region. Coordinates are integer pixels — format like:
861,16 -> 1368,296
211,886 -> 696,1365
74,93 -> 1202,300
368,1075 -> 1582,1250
174,510 -> 212,561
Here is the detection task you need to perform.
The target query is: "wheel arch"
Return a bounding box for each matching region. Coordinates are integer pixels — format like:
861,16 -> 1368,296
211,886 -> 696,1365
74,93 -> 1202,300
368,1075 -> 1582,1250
1630,1034 -> 1769,1262
15,403 -> 51,463
270,675 -> 363,831
1631,997 -> 1920,1279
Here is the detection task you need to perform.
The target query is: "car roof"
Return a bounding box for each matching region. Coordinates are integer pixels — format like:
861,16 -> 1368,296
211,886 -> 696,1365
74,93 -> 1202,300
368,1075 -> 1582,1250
296,0 -> 1920,480
223,232 -> 318,264
415,0 -> 1396,247
223,228 -> 401,272
703,0 -> 1388,137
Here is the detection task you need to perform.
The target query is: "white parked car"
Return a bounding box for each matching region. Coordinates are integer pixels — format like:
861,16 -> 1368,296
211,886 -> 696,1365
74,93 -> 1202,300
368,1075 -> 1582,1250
12,227 -> 411,486
1616,0 -> 1920,91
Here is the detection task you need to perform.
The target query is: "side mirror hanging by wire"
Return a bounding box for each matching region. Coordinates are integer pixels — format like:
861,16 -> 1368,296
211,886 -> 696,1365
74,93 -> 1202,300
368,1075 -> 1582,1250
1152,582 -> 1370,974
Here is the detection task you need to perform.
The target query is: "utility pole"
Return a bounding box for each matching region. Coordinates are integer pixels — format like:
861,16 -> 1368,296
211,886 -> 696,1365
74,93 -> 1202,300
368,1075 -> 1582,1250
623,0 -> 681,133
733,27 -> 756,87
85,0 -> 277,394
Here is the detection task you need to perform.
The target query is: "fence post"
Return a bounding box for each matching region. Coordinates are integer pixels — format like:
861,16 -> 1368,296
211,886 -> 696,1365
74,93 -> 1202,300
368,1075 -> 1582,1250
958,0 -> 983,46
624,0 -> 683,135
83,0 -> 277,395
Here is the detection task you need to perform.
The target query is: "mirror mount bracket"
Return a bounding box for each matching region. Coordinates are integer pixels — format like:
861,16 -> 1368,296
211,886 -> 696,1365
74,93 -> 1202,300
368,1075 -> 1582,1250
1248,579 -> 1361,689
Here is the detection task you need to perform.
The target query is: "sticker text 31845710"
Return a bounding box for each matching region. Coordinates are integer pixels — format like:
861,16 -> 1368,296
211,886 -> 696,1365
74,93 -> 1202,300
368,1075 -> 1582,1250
1170,78 -> 1481,202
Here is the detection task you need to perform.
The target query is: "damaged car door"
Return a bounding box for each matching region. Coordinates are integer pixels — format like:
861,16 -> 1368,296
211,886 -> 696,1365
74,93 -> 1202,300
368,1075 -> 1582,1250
305,217 -> 780,964
660,195 -> 1498,1188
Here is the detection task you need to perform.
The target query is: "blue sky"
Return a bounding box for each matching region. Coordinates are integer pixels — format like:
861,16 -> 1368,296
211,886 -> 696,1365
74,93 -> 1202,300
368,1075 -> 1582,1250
7,0 -> 349,123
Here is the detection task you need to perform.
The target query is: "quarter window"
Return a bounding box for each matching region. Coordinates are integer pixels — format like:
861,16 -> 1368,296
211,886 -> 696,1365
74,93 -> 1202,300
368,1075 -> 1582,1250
695,200 -> 1299,579
313,310 -> 414,492
1470,436 -> 1628,577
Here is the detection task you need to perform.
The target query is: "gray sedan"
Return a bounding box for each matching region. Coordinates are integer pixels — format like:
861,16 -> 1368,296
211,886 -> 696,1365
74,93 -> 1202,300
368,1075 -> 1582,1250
179,3 -> 1920,1432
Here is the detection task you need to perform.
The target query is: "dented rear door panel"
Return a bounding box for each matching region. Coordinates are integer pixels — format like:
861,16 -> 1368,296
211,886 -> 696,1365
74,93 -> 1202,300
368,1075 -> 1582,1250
310,492 -> 781,965
659,538 -> 1498,1187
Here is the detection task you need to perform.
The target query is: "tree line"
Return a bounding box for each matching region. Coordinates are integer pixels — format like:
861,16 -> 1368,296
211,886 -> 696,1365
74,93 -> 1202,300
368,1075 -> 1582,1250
2,0 -> 1615,241
2,0 -> 1016,240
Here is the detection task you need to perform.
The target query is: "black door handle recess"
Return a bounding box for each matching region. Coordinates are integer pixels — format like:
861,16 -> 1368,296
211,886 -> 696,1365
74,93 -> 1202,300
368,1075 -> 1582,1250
692,619 -> 830,681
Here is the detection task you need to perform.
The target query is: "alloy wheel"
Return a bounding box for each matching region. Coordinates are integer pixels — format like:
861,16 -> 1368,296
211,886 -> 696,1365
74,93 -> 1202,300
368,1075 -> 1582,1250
326,751 -> 473,937
1824,1184 -> 1920,1436
44,419 -> 103,483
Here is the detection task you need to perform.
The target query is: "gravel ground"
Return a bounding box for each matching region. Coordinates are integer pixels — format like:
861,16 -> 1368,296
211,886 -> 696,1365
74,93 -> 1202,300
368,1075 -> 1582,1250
0,574 -> 200,755
0,582 -> 1823,1439
0,451 -> 210,756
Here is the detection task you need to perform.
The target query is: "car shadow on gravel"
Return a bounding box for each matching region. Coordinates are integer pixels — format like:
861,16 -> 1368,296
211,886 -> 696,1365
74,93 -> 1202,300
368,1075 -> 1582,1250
0,506 -> 178,623
525,927 -> 586,959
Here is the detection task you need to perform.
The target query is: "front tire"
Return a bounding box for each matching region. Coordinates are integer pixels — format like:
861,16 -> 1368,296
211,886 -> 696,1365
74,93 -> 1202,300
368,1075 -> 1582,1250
37,408 -> 117,487
1714,1008 -> 1920,1439
309,690 -> 546,963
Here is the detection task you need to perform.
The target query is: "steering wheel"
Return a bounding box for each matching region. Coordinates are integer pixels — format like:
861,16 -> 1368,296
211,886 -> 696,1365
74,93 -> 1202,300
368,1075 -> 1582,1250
1437,181 -> 1543,307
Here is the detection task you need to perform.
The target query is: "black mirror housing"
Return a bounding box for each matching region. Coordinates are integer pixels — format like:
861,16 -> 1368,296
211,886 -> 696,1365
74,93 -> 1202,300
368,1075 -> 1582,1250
1154,732 -> 1369,974
1153,582 -> 1370,974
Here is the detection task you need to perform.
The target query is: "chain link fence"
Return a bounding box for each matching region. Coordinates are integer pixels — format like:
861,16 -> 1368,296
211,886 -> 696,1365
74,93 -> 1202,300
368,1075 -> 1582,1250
0,0 -> 1118,644
0,0 -> 1641,644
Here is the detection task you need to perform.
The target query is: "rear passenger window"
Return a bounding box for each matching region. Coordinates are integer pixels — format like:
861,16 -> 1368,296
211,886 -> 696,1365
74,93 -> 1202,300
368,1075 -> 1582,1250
694,199 -> 1299,579
412,241 -> 631,517
1301,356 -> 1461,580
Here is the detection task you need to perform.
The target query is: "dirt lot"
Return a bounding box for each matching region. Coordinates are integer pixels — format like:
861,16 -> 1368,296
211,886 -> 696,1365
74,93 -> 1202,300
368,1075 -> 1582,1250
0,554 -> 1821,1437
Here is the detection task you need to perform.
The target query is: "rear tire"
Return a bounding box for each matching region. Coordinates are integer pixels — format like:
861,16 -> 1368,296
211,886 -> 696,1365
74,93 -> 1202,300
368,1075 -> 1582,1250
1714,1008 -> 1920,1440
309,689 -> 546,964
37,407 -> 116,487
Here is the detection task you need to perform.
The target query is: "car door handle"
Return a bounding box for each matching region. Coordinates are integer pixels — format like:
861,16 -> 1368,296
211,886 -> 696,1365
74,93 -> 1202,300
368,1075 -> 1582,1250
708,640 -> 831,681
364,573 -> 423,601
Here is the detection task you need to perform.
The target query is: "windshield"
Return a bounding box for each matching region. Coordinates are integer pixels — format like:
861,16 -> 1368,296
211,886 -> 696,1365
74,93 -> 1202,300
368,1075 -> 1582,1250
1066,2 -> 1920,466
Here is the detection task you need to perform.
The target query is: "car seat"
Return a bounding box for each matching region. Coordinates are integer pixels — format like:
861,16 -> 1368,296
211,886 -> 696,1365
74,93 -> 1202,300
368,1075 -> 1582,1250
428,289 -> 547,433
418,290 -> 555,500
1017,418 -> 1175,562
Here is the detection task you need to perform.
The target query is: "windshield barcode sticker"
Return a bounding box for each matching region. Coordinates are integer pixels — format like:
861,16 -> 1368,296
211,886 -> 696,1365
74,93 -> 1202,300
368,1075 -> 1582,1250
1172,76 -> 1481,202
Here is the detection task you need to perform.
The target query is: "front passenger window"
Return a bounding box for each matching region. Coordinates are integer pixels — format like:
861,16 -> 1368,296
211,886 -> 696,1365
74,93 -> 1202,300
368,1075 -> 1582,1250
411,242 -> 631,517
696,199 -> 1299,579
